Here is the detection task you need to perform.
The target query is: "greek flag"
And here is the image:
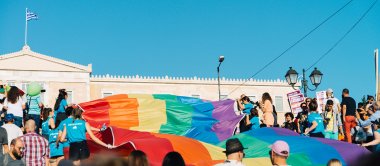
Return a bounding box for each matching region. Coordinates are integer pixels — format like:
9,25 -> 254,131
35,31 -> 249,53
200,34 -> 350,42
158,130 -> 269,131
26,10 -> 38,21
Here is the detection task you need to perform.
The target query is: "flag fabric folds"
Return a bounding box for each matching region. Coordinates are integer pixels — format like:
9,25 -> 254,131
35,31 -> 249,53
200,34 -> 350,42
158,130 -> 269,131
79,94 -> 370,166
26,10 -> 38,21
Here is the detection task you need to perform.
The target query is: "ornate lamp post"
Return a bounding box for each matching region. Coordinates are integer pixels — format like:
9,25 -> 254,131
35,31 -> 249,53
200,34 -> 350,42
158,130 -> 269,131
285,67 -> 323,97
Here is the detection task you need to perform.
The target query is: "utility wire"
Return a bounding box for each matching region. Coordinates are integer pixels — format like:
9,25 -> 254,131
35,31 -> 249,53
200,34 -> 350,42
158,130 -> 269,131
306,0 -> 378,71
226,0 -> 354,96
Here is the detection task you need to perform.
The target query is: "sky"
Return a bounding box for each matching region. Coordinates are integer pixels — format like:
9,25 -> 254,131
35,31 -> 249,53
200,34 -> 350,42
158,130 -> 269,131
0,0 -> 379,101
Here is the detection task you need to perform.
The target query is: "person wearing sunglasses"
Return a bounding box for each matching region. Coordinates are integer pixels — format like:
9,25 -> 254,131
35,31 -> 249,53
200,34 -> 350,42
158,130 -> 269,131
3,138 -> 25,166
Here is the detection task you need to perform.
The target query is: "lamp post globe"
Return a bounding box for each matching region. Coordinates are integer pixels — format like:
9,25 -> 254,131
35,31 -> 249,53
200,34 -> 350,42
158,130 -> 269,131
309,67 -> 323,87
285,67 -> 298,86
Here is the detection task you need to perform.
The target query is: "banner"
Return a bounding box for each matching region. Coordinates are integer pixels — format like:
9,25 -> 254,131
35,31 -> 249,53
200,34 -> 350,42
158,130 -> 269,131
287,90 -> 305,114
316,91 -> 327,113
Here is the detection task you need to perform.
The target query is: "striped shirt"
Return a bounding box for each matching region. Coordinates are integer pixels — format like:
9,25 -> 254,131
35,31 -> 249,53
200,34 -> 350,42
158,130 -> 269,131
20,132 -> 49,166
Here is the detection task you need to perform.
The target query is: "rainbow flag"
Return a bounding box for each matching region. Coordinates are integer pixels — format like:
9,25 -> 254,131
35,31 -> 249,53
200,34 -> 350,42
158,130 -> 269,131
79,94 -> 370,166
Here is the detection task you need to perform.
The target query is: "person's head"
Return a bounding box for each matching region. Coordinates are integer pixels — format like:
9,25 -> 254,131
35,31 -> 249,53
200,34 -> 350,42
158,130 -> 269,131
300,102 -> 308,111
326,100 -> 334,112
327,159 -> 342,166
326,88 -> 334,98
342,88 -> 350,97
4,113 -> 14,124
372,101 -> 380,112
162,151 -> 185,166
241,96 -> 251,104
284,112 -> 294,122
72,107 -> 84,120
358,102 -> 364,109
128,150 -> 149,166
269,140 -> 290,165
223,138 -> 246,162
65,106 -> 74,117
262,92 -> 272,103
240,94 -> 246,99
305,98 -> 312,107
250,107 -> 259,117
10,138 -> 24,160
367,95 -> 375,103
42,108 -> 54,121
309,100 -> 318,112
25,119 -> 36,133
7,86 -> 20,104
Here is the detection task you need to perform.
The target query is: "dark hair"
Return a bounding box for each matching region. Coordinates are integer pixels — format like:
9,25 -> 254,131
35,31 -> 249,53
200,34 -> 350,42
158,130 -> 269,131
162,151 -> 185,166
54,90 -> 67,111
300,102 -> 307,107
285,112 -> 294,120
262,92 -> 272,103
342,88 -> 349,94
358,102 -> 364,109
7,86 -> 20,104
309,100 -> 318,112
65,106 -> 74,117
42,108 -> 53,121
128,150 -> 149,166
326,99 -> 334,106
250,107 -> 259,117
72,107 -> 83,121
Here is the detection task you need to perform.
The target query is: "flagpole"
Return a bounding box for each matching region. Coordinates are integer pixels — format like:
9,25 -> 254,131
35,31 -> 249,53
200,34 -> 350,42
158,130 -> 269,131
24,8 -> 28,46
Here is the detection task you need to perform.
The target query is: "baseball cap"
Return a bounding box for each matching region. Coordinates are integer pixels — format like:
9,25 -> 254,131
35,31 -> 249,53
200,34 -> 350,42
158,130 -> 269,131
326,88 -> 333,93
269,140 -> 290,157
4,113 -> 14,121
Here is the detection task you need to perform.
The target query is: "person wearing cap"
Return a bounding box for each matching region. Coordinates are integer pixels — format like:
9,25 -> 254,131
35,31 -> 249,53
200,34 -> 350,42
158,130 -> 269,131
1,113 -> 23,148
322,88 -> 341,114
215,138 -> 246,166
269,140 -> 290,166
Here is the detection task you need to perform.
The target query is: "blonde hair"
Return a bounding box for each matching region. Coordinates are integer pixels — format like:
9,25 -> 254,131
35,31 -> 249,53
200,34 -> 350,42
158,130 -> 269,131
327,159 -> 342,166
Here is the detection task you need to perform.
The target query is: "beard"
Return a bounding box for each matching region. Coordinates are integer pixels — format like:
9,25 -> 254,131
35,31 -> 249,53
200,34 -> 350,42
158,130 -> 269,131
12,150 -> 22,160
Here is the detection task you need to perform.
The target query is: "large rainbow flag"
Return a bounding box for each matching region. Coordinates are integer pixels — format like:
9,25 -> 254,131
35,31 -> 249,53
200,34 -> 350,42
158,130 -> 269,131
79,94 -> 370,166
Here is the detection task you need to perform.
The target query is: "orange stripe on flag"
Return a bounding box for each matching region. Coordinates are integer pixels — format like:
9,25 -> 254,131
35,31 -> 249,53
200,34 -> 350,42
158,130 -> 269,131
105,94 -> 140,129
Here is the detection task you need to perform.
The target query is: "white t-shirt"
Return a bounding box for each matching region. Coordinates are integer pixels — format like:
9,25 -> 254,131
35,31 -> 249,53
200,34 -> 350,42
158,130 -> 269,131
4,97 -> 25,117
1,124 -> 23,147
323,97 -> 340,112
215,160 -> 245,166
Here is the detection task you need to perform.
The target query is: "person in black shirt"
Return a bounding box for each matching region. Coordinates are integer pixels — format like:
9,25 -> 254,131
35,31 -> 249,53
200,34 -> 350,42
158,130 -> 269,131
341,88 -> 357,143
295,102 -> 309,134
282,112 -> 297,132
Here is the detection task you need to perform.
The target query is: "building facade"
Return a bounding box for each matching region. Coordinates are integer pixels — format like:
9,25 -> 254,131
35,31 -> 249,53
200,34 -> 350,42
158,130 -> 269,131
0,46 -> 300,124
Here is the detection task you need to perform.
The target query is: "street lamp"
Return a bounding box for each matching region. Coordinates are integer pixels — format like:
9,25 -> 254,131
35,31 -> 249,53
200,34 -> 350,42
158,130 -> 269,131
217,56 -> 224,100
285,67 -> 323,97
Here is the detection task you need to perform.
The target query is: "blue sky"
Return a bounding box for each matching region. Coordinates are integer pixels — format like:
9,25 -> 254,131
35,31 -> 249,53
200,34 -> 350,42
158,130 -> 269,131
1,0 -> 379,101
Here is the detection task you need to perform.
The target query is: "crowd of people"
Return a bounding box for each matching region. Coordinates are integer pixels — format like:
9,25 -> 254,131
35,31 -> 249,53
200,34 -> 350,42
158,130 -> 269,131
236,88 -> 380,153
1,84 -> 380,166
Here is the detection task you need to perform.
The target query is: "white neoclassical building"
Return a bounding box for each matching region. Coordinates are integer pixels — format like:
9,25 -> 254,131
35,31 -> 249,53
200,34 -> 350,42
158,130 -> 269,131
0,46 -> 300,123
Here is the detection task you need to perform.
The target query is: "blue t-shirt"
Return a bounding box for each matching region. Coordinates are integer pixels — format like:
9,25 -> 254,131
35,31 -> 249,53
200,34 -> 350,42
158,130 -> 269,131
57,99 -> 67,113
49,128 -> 64,157
27,95 -> 41,115
58,117 -> 73,148
65,119 -> 87,143
307,112 -> 325,133
250,117 -> 260,129
242,103 -> 253,114
41,117 -> 51,136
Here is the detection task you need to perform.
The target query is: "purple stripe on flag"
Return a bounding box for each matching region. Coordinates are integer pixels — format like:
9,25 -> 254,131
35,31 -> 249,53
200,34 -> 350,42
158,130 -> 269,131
315,138 -> 371,165
210,100 -> 244,141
